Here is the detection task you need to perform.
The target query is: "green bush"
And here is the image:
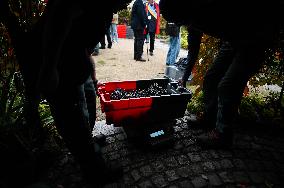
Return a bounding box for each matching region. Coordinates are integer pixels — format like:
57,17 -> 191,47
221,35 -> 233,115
187,86 -> 283,126
187,89 -> 204,119
180,26 -> 188,49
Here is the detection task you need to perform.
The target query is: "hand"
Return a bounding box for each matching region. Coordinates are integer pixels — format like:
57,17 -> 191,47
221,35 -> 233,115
94,80 -> 104,95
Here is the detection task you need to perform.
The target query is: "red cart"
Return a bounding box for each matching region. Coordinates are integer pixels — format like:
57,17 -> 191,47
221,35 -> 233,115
97,78 -> 192,147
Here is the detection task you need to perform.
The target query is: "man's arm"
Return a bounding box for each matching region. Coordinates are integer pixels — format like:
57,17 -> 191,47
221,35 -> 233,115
181,26 -> 202,87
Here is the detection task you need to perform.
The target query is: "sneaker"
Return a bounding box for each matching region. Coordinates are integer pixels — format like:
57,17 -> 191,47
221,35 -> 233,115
196,129 -> 233,149
149,51 -> 153,56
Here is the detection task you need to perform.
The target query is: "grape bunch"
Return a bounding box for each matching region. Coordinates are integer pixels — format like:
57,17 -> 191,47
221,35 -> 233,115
109,83 -> 170,100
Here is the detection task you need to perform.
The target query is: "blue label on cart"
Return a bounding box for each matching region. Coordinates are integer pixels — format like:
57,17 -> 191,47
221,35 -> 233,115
150,130 -> 165,138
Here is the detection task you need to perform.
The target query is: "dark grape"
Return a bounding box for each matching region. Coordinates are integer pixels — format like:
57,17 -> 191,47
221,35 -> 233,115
109,83 -> 170,100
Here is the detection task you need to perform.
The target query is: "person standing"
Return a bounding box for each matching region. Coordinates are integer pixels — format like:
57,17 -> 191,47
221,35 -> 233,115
131,0 -> 148,61
165,22 -> 181,65
159,0 -> 282,149
37,0 -> 131,186
111,13 -> 119,43
145,0 -> 160,56
100,24 -> 113,49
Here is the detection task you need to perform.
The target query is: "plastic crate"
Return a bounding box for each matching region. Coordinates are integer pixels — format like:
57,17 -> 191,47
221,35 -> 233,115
97,78 -> 191,126
164,65 -> 193,82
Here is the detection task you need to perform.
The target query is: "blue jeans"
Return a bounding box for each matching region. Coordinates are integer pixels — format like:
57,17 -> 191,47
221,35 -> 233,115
110,24 -> 118,43
166,35 -> 180,65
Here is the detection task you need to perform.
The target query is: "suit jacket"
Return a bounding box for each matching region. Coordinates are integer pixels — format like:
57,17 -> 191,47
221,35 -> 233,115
131,0 -> 148,30
145,2 -> 160,34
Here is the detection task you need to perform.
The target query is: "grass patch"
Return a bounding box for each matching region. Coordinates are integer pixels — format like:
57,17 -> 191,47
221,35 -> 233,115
97,60 -> 105,65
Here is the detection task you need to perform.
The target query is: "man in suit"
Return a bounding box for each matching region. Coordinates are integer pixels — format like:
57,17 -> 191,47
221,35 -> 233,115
131,0 -> 148,61
145,0 -> 160,56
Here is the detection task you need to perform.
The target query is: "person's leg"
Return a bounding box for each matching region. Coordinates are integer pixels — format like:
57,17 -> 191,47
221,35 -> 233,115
134,30 -> 138,60
100,36 -> 106,49
92,43 -> 100,56
202,41 -> 235,127
175,33 -> 181,60
48,83 -> 122,185
106,28 -> 112,48
165,37 -> 173,65
216,45 -> 265,134
84,76 -> 96,130
110,24 -> 114,42
48,84 -> 106,175
166,36 -> 178,65
136,29 -> 146,61
197,43 -> 266,148
171,36 -> 179,64
182,28 -> 202,86
113,24 -> 118,43
149,32 -> 155,55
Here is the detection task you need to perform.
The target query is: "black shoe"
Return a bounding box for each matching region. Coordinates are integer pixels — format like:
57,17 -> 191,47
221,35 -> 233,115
196,129 -> 233,149
149,51 -> 153,56
136,57 -> 146,62
107,43 -> 112,49
100,46 -> 105,49
93,134 -> 106,147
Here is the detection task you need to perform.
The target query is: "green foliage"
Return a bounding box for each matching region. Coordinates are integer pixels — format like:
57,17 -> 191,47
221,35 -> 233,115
239,90 -> 283,125
0,72 -> 24,129
190,34 -> 220,87
180,26 -> 188,49
118,8 -> 131,25
6,0 -> 46,31
187,87 -> 283,126
187,89 -> 204,119
157,15 -> 167,38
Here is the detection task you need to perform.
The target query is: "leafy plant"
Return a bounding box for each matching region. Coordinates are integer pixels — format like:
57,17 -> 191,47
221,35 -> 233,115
238,89 -> 283,126
187,89 -> 204,119
118,8 -> 131,25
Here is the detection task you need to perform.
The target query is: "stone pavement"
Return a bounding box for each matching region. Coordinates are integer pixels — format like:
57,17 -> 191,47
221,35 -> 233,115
92,113 -> 284,188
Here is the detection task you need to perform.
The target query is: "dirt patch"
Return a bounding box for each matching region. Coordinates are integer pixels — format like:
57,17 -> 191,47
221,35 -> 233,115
93,38 -> 169,82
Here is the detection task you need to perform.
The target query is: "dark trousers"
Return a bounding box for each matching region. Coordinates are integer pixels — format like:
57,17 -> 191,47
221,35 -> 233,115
48,82 -> 105,179
133,29 -> 145,59
203,41 -> 265,132
149,32 -> 155,52
100,28 -> 112,48
84,76 -> 97,130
